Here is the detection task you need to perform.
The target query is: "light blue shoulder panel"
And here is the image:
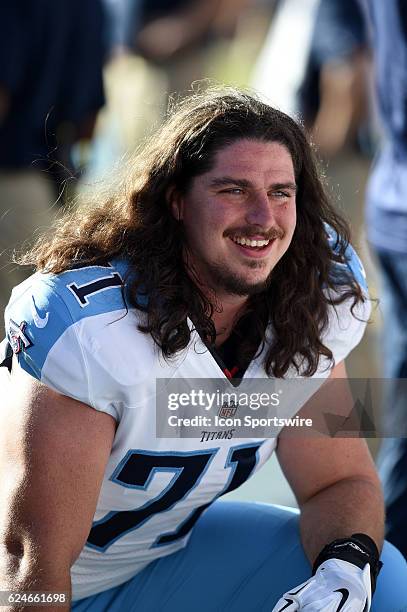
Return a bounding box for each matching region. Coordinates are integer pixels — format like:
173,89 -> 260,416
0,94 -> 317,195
4,260 -> 131,381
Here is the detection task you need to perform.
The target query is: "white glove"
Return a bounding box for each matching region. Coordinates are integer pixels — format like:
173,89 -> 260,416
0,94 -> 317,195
271,558 -> 372,611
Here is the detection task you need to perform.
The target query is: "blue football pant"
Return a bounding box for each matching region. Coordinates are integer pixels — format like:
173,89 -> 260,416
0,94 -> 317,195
72,501 -> 407,612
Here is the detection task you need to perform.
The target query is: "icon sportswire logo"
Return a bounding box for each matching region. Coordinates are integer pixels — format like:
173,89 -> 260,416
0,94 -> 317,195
31,296 -> 49,328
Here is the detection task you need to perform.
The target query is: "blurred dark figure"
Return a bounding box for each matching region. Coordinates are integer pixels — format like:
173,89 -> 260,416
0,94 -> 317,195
0,0 -> 106,194
294,0 -> 374,277
363,0 -> 407,560
298,0 -> 370,157
132,0 -> 251,97
0,0 -> 106,311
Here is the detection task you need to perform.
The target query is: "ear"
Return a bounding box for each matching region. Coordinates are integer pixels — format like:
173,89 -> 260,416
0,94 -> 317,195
166,185 -> 184,221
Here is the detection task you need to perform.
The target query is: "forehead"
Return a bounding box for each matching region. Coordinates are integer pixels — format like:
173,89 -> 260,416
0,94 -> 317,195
208,138 -> 295,179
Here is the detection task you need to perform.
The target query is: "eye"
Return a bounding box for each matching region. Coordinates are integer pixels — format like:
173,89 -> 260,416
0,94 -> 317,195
271,190 -> 290,198
220,187 -> 244,195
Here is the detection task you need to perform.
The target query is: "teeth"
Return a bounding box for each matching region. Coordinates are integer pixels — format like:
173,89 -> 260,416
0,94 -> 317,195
232,237 -> 270,247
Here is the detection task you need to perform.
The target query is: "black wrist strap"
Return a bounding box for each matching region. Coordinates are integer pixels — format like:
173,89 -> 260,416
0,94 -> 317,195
312,533 -> 383,593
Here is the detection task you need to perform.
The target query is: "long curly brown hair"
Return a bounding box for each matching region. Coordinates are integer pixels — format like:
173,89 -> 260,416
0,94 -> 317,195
19,87 -> 365,377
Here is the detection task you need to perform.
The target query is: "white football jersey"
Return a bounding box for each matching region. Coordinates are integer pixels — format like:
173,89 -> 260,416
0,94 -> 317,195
3,242 -> 370,600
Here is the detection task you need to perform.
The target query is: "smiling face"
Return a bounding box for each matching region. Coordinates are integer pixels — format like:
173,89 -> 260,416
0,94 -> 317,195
171,138 -> 297,299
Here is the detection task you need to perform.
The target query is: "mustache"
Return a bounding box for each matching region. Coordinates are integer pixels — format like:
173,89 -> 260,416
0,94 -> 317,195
224,227 -> 285,240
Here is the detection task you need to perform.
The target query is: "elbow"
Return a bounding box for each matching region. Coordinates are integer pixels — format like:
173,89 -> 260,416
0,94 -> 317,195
1,529 -> 63,579
0,534 -> 72,595
0,535 -> 27,587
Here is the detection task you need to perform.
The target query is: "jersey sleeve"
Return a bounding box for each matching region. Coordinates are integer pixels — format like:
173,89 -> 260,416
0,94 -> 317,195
322,238 -> 371,366
4,274 -> 94,406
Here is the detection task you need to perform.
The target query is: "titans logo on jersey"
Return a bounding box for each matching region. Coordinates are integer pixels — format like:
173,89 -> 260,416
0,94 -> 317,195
2,242 -> 370,600
8,319 -> 33,354
325,225 -> 368,292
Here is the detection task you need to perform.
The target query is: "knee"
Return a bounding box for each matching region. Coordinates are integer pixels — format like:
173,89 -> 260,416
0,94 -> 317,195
373,540 -> 407,611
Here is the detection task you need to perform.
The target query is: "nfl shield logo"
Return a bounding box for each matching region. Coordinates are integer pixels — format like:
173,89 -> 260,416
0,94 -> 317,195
218,400 -> 238,418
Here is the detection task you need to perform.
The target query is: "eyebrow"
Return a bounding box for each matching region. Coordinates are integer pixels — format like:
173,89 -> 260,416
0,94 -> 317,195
209,177 -> 297,192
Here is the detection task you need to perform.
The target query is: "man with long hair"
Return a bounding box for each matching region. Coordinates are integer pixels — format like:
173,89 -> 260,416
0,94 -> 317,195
0,88 -> 406,611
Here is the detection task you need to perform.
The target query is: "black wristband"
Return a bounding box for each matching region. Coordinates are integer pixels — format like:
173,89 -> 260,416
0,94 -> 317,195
312,533 -> 383,593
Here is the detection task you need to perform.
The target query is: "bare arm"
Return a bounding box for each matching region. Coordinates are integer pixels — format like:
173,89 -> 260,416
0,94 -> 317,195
276,361 -> 384,564
311,50 -> 371,157
0,364 -> 116,611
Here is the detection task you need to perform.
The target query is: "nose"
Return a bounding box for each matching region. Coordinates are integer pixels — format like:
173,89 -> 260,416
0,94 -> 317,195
244,189 -> 276,228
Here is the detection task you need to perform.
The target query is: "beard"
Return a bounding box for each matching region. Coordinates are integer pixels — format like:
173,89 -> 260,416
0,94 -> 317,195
199,258 -> 273,296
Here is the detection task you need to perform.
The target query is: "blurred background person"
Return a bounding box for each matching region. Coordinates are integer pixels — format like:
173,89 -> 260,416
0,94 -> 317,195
295,0 -> 375,271
134,0 -> 252,95
88,0 -> 258,184
297,0 -> 370,158
362,0 -> 407,561
0,0 -> 106,312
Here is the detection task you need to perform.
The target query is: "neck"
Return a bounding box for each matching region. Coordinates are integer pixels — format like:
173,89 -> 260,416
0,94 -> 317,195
183,255 -> 248,345
210,292 -> 248,347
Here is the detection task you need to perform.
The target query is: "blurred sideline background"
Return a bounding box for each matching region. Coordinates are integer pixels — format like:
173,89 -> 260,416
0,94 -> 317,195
0,0 -> 386,508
